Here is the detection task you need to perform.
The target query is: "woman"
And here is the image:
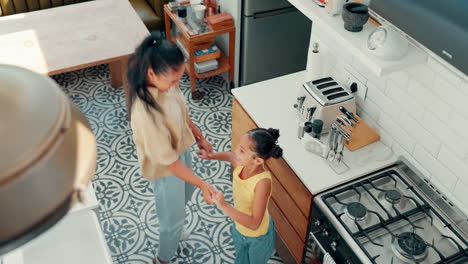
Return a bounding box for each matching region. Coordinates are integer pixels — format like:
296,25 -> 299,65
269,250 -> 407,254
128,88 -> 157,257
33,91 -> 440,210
127,32 -> 217,264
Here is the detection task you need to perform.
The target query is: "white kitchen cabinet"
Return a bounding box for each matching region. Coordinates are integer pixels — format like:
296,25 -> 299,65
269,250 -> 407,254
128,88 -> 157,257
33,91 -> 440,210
2,184 -> 111,264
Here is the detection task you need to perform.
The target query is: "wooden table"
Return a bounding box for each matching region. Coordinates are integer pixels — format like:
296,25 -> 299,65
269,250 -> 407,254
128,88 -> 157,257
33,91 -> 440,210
0,0 -> 149,94
164,3 -> 235,99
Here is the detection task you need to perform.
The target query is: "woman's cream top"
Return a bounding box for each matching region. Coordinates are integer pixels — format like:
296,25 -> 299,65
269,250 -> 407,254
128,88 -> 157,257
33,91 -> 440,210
130,87 -> 195,181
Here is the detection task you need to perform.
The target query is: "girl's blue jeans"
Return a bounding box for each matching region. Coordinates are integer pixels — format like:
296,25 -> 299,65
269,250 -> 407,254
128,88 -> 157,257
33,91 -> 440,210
232,217 -> 276,264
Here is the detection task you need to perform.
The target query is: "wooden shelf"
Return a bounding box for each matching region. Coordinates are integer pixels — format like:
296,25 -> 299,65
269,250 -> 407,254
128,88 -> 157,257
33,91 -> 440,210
164,3 -> 235,98
289,0 -> 427,76
193,55 -> 230,79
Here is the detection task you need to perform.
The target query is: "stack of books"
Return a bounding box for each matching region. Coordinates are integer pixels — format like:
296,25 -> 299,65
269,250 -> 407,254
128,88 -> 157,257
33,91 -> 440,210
194,44 -> 220,73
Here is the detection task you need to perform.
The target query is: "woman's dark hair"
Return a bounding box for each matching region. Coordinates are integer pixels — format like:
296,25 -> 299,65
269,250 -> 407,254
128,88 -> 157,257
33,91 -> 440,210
247,128 -> 283,160
127,31 -> 185,119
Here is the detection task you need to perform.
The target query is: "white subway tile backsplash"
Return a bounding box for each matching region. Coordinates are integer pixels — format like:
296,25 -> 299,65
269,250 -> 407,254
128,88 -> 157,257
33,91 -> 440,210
413,145 -> 457,190
406,64 -> 435,88
446,110 -> 468,142
391,143 -> 430,177
400,114 -> 440,156
427,56 -> 464,87
453,180 -> 468,207
388,70 -> 410,91
432,76 -> 468,119
459,79 -> 468,96
429,177 -> 459,209
378,112 -> 415,154
367,86 -> 401,121
407,78 -> 451,122
376,127 -> 394,148
422,112 -> 468,159
358,98 -> 380,122
367,79 -> 386,92
438,146 -> 468,186
386,80 -> 425,121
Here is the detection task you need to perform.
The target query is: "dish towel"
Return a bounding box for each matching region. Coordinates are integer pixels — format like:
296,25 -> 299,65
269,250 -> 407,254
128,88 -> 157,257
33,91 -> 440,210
324,252 -> 337,264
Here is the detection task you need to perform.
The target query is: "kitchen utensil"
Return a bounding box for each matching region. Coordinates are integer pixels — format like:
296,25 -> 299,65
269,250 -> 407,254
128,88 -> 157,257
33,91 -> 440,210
339,106 -> 358,123
326,126 -> 336,160
304,121 -> 314,134
367,25 -> 409,61
311,119 -> 324,139
336,115 -> 354,128
296,76 -> 356,133
344,114 -> 380,151
297,121 -> 305,139
306,106 -> 317,122
335,132 -> 345,163
341,2 -> 369,32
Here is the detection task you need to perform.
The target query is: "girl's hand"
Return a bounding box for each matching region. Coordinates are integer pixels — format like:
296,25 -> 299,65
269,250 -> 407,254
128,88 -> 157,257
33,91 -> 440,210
197,149 -> 212,160
213,191 -> 225,206
200,182 -> 217,204
197,138 -> 213,154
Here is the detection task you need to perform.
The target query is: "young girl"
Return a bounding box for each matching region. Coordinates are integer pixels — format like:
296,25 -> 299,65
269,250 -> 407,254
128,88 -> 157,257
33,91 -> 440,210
127,32 -> 218,264
198,128 -> 283,264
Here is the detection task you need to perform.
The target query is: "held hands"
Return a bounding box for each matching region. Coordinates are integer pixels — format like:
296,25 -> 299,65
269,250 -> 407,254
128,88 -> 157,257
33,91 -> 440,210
212,191 -> 226,207
197,138 -> 213,154
200,182 -> 218,204
197,149 -> 214,160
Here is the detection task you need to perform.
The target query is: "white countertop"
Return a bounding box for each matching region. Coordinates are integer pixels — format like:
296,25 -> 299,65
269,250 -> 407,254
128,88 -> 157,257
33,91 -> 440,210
232,71 -> 397,194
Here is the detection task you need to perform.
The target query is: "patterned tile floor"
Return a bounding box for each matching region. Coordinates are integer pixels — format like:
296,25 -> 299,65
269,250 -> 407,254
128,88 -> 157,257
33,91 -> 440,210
52,65 -> 284,264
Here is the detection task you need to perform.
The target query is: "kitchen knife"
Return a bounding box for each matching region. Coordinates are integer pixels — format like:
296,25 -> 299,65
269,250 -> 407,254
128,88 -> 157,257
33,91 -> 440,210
339,106 -> 359,123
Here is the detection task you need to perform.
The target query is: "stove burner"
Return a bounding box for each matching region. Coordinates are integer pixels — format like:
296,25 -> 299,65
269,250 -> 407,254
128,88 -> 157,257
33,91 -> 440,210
393,232 -> 428,262
345,202 -> 367,221
385,189 -> 402,204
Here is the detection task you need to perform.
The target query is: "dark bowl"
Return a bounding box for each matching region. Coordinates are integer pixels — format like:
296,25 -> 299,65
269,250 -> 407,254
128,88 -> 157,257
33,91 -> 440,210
341,2 -> 369,32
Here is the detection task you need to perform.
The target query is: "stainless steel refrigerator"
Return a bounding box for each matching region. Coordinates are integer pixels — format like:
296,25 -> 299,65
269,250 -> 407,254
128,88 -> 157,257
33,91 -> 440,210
239,0 -> 312,86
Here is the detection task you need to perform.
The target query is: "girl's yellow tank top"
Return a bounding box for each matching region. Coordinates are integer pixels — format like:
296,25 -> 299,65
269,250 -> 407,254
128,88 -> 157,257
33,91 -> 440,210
232,166 -> 272,237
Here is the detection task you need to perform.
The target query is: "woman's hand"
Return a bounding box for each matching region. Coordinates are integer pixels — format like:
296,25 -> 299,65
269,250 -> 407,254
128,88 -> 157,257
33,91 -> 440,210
197,149 -> 213,160
200,182 -> 218,204
197,138 -> 213,154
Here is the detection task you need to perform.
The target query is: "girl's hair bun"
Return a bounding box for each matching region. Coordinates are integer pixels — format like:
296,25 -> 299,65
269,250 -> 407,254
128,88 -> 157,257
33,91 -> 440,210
266,128 -> 280,142
270,145 -> 283,159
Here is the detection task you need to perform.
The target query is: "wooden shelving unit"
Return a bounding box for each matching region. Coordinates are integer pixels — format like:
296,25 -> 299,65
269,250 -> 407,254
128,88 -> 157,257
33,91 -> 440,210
164,3 -> 235,99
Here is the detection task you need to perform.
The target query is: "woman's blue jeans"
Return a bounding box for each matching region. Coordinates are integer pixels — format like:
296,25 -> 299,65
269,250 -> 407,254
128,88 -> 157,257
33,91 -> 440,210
151,149 -> 195,262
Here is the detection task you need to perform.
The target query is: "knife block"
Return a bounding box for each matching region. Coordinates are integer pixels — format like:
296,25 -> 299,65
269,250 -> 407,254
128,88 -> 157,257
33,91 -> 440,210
344,114 -> 380,151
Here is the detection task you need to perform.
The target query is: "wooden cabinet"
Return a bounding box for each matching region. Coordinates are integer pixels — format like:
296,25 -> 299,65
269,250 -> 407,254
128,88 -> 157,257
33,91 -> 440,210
232,99 -> 312,263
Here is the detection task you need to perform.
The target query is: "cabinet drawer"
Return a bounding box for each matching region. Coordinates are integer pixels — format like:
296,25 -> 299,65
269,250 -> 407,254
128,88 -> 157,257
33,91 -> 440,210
269,199 -> 304,263
270,170 -> 308,242
266,157 -> 312,218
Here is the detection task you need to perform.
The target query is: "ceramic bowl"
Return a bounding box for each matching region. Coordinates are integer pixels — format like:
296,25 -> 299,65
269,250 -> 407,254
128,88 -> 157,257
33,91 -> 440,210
341,2 -> 369,32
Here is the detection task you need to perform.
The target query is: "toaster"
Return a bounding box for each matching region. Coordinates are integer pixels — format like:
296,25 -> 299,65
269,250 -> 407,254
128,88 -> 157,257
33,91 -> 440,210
294,76 -> 356,133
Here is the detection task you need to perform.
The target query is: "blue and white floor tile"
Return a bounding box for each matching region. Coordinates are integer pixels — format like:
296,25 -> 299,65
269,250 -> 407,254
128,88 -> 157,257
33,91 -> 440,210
52,65 -> 284,264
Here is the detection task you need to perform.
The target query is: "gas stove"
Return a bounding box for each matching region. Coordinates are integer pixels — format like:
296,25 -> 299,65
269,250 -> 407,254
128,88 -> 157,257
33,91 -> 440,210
309,159 -> 468,264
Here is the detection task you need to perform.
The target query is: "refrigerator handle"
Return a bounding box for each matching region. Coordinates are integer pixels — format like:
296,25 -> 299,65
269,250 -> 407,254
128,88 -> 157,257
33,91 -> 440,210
253,6 -> 297,19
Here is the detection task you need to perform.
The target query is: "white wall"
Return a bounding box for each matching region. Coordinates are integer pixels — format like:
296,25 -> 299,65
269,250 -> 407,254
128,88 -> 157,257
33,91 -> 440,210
308,31 -> 468,214
215,0 -> 241,87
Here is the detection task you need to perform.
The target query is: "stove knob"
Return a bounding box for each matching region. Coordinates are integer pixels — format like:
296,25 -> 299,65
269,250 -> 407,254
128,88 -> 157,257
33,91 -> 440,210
330,241 -> 338,251
323,229 -> 329,237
